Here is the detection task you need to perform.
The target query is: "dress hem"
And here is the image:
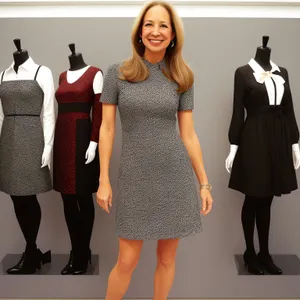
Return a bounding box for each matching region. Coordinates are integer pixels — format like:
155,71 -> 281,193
228,185 -> 297,198
115,225 -> 203,241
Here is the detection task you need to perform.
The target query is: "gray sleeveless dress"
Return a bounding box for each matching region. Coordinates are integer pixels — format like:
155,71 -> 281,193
100,59 -> 203,240
0,67 -> 52,196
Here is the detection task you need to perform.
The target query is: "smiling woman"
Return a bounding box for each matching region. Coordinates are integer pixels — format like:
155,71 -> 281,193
119,0 -> 194,93
96,0 -> 213,299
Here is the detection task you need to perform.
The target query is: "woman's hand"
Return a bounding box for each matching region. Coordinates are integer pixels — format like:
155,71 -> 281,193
96,181 -> 113,214
200,189 -> 213,215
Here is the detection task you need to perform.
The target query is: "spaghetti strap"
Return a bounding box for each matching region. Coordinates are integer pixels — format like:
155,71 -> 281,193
0,70 -> 5,83
34,65 -> 42,81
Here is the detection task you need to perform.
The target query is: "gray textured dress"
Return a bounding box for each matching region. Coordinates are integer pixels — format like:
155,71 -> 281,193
100,59 -> 203,240
0,67 -> 52,196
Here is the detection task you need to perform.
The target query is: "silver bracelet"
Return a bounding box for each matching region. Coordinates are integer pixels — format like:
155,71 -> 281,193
200,183 -> 212,191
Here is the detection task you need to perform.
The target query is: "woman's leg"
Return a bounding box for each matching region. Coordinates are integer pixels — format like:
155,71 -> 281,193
153,238 -> 180,300
105,238 -> 144,300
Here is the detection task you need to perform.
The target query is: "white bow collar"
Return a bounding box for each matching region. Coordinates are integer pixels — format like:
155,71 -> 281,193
248,58 -> 285,105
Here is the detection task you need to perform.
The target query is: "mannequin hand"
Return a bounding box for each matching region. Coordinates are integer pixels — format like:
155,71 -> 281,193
200,189 -> 213,215
96,180 -> 112,214
85,141 -> 98,164
292,144 -> 300,170
225,145 -> 238,173
41,145 -> 52,169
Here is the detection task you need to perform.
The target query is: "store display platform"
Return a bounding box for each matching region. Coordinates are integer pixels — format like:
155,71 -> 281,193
0,254 -> 99,275
234,254 -> 300,275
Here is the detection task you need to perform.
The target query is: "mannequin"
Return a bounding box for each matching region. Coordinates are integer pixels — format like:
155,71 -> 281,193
53,43 -> 103,275
0,39 -> 55,274
68,43 -> 87,70
13,38 -> 29,73
226,36 -> 300,275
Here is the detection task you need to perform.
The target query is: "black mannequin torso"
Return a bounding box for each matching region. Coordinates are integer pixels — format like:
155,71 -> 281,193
254,36 -> 272,71
68,43 -> 87,71
13,38 -> 29,73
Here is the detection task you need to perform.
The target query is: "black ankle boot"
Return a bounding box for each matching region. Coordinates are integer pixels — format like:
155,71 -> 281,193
7,248 -> 51,275
61,250 -> 74,275
257,252 -> 282,275
243,250 -> 264,275
72,249 -> 92,275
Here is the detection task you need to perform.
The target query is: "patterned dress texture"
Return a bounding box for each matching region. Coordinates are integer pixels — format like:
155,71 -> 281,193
53,66 -> 103,195
0,67 -> 52,196
100,59 -> 203,240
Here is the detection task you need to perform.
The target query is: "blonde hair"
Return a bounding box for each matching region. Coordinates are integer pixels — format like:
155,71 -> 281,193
119,0 -> 194,93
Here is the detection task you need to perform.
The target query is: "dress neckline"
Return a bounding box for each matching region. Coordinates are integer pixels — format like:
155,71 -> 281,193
142,57 -> 166,69
66,65 -> 91,84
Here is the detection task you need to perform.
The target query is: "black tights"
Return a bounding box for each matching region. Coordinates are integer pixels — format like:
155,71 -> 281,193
241,195 -> 274,256
61,194 -> 94,253
10,195 -> 41,253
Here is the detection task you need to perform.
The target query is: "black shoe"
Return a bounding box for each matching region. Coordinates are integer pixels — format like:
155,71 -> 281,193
7,248 -> 51,275
257,252 -> 282,275
243,250 -> 264,275
72,249 -> 92,275
61,250 -> 74,275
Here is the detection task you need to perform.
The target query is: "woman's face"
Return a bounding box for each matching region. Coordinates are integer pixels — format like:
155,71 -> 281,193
141,5 -> 175,55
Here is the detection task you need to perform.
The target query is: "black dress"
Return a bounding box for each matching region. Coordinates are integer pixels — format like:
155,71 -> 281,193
228,59 -> 299,198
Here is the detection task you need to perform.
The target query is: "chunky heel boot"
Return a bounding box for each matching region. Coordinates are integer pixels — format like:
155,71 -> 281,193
257,252 -> 282,275
7,248 -> 50,274
243,250 -> 264,275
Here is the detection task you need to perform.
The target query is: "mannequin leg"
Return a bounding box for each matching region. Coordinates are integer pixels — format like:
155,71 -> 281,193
60,194 -> 94,275
241,195 -> 264,275
77,194 -> 94,251
241,195 -> 258,255
7,195 -> 50,274
61,194 -> 81,250
256,196 -> 273,256
72,194 -> 94,275
11,195 -> 41,252
256,196 -> 282,274
60,194 -> 81,274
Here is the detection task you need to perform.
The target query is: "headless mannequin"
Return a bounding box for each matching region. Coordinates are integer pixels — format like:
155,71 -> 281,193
253,36 -> 272,71
226,36 -> 298,275
59,43 -> 101,275
4,39 -> 51,274
13,38 -> 29,73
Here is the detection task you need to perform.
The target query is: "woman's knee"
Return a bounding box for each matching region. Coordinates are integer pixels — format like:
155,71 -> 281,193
156,248 -> 177,268
117,254 -> 140,273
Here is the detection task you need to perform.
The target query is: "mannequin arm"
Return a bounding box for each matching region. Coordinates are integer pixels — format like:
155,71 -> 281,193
0,101 -> 3,136
225,144 -> 238,173
283,68 -> 299,144
40,67 -> 56,168
85,141 -> 98,164
85,70 -> 103,164
292,143 -> 300,170
228,68 -> 245,145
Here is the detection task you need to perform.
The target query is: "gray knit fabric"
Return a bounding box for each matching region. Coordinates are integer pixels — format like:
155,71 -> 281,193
0,78 -> 52,195
100,59 -> 203,240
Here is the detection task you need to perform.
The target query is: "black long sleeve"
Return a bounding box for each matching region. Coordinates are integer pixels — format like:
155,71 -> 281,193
228,68 -> 245,145
282,67 -> 299,144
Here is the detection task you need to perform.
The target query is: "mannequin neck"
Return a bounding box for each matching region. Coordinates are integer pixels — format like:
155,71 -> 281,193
254,47 -> 272,71
13,50 -> 29,73
68,53 -> 87,71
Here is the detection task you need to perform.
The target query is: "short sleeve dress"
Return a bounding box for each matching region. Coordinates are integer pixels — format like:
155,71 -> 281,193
100,59 -> 203,240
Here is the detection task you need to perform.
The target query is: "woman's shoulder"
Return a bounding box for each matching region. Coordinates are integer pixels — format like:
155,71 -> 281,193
107,61 -> 125,74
